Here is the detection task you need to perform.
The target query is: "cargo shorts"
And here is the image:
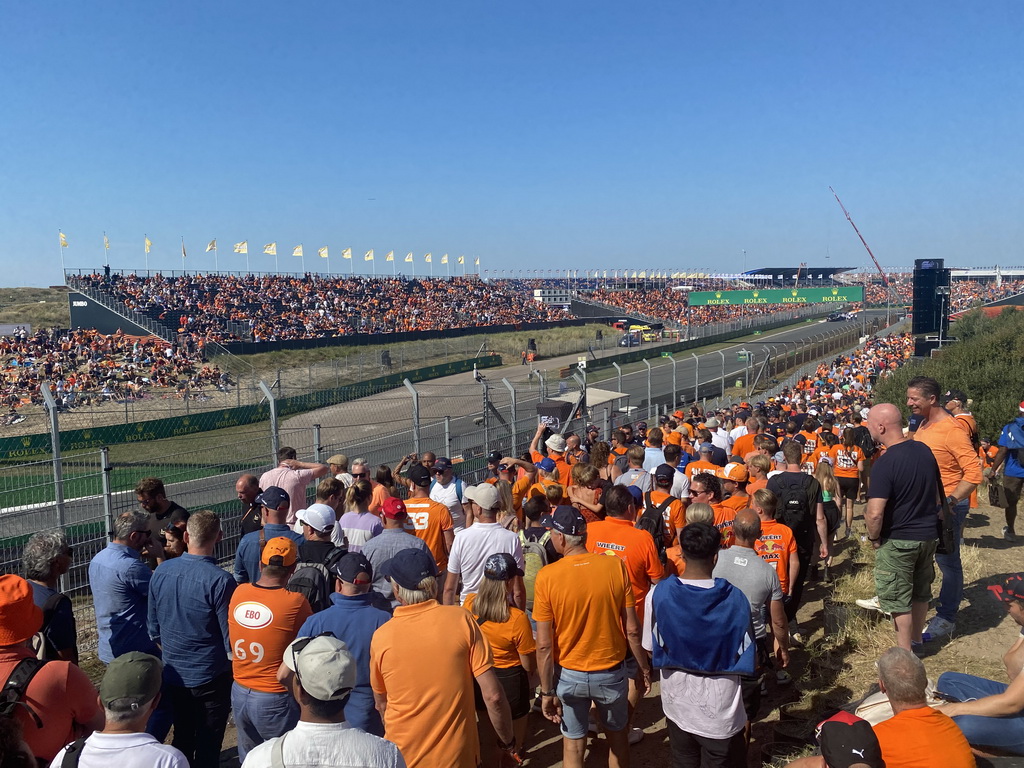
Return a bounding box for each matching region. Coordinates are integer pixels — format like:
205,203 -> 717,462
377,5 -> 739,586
874,538 -> 938,614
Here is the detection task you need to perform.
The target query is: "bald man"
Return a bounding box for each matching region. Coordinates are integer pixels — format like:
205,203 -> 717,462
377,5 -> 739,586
863,403 -> 942,651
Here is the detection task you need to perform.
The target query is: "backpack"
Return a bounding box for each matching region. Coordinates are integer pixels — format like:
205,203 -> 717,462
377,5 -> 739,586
638,492 -> 672,564
613,451 -> 630,474
854,425 -> 876,459
776,475 -> 812,533
519,530 -> 550,611
430,476 -> 464,503
954,413 -> 981,452
286,546 -> 346,613
0,657 -> 46,729
29,592 -> 70,661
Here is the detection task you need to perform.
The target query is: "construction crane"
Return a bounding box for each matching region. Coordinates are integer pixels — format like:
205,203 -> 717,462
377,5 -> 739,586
794,262 -> 807,289
830,186 -> 889,287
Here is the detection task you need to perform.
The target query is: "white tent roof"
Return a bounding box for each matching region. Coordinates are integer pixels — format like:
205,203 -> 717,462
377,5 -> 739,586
550,387 -> 628,408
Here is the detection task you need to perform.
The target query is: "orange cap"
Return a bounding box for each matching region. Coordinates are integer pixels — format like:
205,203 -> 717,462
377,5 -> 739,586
261,537 -> 298,567
0,575 -> 43,645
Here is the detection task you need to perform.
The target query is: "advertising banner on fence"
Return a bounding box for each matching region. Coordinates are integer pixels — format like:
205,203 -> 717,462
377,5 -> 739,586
687,286 -> 864,307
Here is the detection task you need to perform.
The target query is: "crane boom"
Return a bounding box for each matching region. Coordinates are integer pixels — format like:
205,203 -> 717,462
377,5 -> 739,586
829,186 -> 889,288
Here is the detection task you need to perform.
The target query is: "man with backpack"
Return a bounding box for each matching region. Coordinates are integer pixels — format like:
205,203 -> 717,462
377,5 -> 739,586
227,538 -> 312,763
287,503 -> 346,613
0,574 -> 103,766
991,400 -> 1024,543
429,456 -> 468,532
298,553 -> 392,737
361,497 -> 431,607
767,441 -> 828,645
21,529 -> 77,663
643,464 -> 687,552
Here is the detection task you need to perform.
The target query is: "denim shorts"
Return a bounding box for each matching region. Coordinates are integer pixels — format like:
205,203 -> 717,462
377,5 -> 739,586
555,663 -> 629,739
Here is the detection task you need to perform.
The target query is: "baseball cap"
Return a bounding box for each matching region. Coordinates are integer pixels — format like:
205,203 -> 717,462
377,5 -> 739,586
989,573 -> 1024,603
486,450 -> 503,464
296,503 -> 336,533
483,553 -> 524,581
673,409 -> 686,420
545,434 -> 568,453
740,402 -> 751,409
705,417 -> 720,428
587,424 -> 600,433
717,462 -> 748,483
942,389 -> 968,405
698,442 -> 714,453
262,537 -> 298,567
255,486 -> 290,509
540,505 -> 587,536
381,497 -> 407,519
654,463 -> 675,484
382,548 -> 438,590
625,485 -> 644,504
535,457 -> 556,472
333,552 -> 373,584
636,421 -> 647,429
100,652 -> 163,709
432,457 -> 453,472
0,575 -> 43,645
408,464 -> 432,488
817,711 -> 884,768
464,483 -> 500,510
326,454 -> 348,466
284,635 -> 357,702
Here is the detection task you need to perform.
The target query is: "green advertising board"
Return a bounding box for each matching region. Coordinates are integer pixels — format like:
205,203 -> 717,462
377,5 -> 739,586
687,286 -> 864,307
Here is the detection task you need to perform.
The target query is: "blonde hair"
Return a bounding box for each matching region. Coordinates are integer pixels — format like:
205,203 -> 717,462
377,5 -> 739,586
571,462 -> 598,487
544,483 -> 564,506
393,576 -> 437,605
747,454 -> 771,476
344,479 -> 373,512
494,479 -> 515,518
186,510 -> 221,547
685,502 -> 714,526
470,576 -> 511,624
752,488 -> 777,518
539,465 -> 560,484
813,461 -> 839,497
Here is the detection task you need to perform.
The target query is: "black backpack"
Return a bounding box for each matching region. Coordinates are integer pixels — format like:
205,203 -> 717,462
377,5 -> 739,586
776,475 -> 812,534
853,425 -> 876,459
638,492 -> 672,564
0,657 -> 46,728
286,546 -> 347,613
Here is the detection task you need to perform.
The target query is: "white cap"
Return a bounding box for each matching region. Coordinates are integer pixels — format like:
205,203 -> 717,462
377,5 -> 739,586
545,434 -> 567,453
296,503 -> 336,533
464,483 -> 501,511
283,635 -> 356,701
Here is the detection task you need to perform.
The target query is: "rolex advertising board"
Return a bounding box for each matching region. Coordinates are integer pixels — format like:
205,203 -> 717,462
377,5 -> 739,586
687,286 -> 864,307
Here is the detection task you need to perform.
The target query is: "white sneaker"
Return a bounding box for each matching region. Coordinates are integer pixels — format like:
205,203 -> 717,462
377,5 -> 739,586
855,595 -> 882,612
922,616 -> 955,642
629,727 -> 645,745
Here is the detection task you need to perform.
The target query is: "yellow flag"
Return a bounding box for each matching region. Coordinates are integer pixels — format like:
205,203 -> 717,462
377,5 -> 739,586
424,253 -> 432,263
319,246 -> 329,259
385,251 -> 394,262
234,241 -> 247,254
342,248 -> 352,260
145,237 -> 152,254
103,234 -> 110,250
264,243 -> 277,256
364,249 -> 374,261
206,239 -> 216,252
458,255 -> 465,265
404,252 -> 413,263
293,245 -> 303,257
475,257 -> 480,267
441,253 -> 448,264
59,232 -> 68,247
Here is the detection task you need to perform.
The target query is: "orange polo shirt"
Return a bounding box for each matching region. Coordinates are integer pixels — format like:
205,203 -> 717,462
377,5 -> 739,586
914,415 -> 983,496
587,516 -> 664,621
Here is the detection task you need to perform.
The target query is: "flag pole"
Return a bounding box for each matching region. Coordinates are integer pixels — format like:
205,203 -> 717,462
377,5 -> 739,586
101,231 -> 107,269
58,230 -> 66,275
181,236 -> 186,274
144,234 -> 149,272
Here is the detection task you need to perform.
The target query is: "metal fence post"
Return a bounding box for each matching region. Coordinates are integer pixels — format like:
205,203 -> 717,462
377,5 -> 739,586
691,353 -> 699,404
482,383 -> 491,453
612,362 -> 622,394
313,424 -> 322,463
403,379 -> 421,457
258,381 -> 280,460
536,370 -> 547,402
717,350 -> 726,400
101,447 -> 114,537
40,384 -> 66,530
668,354 -> 677,411
445,416 -> 452,458
502,378 -> 518,453
643,359 -> 653,420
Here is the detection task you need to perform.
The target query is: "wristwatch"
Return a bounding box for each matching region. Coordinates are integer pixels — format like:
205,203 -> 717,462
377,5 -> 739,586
946,495 -> 958,507
540,689 -> 557,697
496,735 -> 516,751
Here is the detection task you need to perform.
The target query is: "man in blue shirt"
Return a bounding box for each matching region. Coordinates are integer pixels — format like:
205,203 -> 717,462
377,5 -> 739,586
148,509 -> 236,768
992,401 -> 1024,542
233,487 -> 304,583
297,552 -> 391,736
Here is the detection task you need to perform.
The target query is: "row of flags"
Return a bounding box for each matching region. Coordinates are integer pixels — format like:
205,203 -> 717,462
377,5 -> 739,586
58,232 -> 480,266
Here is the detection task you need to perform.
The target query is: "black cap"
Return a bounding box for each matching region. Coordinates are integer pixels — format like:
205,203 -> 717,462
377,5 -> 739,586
382,548 -> 438,590
407,464 -> 432,488
943,389 -> 968,406
540,505 -> 587,536
654,463 -> 675,483
433,457 -> 453,472
255,486 -> 289,509
486,451 -> 503,464
332,553 -> 373,584
483,553 -> 524,581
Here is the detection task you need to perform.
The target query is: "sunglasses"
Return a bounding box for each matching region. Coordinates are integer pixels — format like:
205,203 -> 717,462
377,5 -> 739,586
351,472 -> 367,478
290,631 -> 336,687
432,468 -> 447,474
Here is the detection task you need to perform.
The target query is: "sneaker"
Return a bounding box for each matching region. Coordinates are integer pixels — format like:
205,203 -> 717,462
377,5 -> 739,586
629,727 -> 645,745
911,641 -> 926,658
856,596 -> 883,612
789,626 -> 806,646
922,616 -> 955,642
1004,526 -> 1017,542
776,670 -> 793,685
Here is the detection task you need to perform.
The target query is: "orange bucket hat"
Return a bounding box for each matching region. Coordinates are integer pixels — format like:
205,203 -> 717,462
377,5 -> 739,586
0,575 -> 43,645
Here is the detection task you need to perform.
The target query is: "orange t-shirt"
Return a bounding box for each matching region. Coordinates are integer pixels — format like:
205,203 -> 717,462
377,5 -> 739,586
914,416 -> 984,496
463,594 -> 536,669
533,552 -> 634,672
712,502 -> 736,548
829,444 -> 864,479
229,583 -> 312,693
798,430 -> 818,455
721,494 -> 750,514
586,517 -> 664,621
665,546 -> 686,577
645,489 -> 687,545
511,475 -> 533,512
369,481 -> 390,513
732,433 -> 756,460
746,477 -> 768,495
873,706 -> 975,768
531,449 -> 573,487
754,518 -> 797,593
403,497 -> 454,570
371,601 -> 494,768
0,647 -> 100,764
685,459 -> 720,479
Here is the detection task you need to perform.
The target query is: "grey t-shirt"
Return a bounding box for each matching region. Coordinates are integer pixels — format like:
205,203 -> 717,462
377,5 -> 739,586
712,545 -> 783,639
614,468 -> 653,493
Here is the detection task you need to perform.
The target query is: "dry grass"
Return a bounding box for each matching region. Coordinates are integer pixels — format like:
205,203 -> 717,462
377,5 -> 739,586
0,286 -> 70,327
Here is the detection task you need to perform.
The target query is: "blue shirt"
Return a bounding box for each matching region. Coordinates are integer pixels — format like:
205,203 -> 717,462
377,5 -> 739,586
148,553 -> 235,687
233,524 -> 305,584
89,542 -> 158,663
360,529 -> 429,603
999,417 -> 1024,479
299,592 -> 392,736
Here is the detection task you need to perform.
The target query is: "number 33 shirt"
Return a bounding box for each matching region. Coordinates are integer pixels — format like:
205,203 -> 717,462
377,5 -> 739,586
228,583 -> 312,693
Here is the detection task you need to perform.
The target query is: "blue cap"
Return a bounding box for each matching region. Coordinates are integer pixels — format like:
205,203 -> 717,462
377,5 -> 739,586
381,548 -> 438,590
255,486 -> 290,509
483,553 -> 524,581
535,457 -> 556,472
625,485 -> 644,504
540,505 -> 587,536
698,442 -> 714,453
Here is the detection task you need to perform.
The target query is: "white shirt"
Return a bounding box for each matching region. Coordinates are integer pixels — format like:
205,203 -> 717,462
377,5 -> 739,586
670,468 -> 690,501
51,731 -> 189,768
430,479 -> 466,532
242,720 -> 405,768
642,577 -> 746,740
710,429 -> 733,453
447,522 -> 524,602
729,425 -> 748,442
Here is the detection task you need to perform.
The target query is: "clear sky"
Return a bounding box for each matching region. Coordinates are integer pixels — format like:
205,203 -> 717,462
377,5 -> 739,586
2,1 -> 1022,286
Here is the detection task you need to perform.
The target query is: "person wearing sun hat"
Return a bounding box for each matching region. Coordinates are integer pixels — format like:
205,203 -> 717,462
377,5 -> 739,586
0,574 -> 103,765
50,652 -> 189,767
242,635 -> 404,768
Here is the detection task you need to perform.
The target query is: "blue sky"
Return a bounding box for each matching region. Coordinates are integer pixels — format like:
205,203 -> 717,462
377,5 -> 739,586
2,1 -> 1022,286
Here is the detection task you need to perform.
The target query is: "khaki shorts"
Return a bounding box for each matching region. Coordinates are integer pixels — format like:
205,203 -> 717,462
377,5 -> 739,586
874,538 -> 937,614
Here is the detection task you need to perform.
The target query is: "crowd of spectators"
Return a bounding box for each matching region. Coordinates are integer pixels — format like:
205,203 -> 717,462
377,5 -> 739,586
862,275 -> 1024,310
586,286 -> 816,327
1,326 -> 218,414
